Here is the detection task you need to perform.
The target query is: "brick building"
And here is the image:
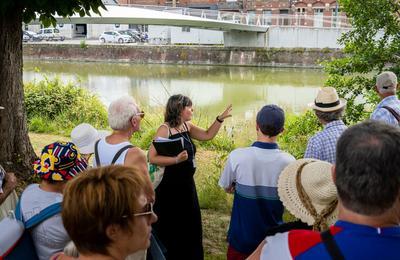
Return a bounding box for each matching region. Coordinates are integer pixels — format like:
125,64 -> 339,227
118,0 -> 346,27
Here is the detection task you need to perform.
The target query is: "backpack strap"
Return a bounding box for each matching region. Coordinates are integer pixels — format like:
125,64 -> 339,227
25,203 -> 62,229
320,229 -> 345,260
15,199 -> 62,229
382,106 -> 400,123
111,145 -> 134,165
94,139 -> 101,167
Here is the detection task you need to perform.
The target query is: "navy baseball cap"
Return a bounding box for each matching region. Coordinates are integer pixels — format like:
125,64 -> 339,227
256,105 -> 285,136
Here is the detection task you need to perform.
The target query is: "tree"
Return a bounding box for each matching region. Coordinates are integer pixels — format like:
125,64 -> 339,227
324,0 -> 400,123
0,0 -> 105,178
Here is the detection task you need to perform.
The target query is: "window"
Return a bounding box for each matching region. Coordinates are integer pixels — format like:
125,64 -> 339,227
182,26 -> 190,32
263,10 -> 272,25
297,8 -> 305,14
54,29 -> 60,33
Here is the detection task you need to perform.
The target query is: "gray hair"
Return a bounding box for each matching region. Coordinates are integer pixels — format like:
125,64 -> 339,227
314,107 -> 345,123
377,85 -> 397,95
108,96 -> 140,130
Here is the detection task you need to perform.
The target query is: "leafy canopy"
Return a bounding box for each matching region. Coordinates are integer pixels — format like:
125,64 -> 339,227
324,0 -> 400,123
0,0 -> 106,27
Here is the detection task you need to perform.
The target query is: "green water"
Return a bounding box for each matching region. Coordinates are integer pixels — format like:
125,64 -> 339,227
23,61 -> 326,120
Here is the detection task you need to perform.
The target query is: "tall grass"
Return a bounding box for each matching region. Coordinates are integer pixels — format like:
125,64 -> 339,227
24,76 -> 108,135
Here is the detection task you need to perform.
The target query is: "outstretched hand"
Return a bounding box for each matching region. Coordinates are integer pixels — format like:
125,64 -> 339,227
219,104 -> 233,121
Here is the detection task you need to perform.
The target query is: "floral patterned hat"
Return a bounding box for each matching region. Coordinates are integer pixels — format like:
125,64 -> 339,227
33,142 -> 88,181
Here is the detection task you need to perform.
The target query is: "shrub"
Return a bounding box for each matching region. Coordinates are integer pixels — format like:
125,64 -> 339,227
24,76 -> 108,135
279,111 -> 322,159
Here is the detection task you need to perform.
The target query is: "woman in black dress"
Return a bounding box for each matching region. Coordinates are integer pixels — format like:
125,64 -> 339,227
149,94 -> 232,260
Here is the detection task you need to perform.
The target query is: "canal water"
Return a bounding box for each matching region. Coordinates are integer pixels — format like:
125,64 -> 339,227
23,61 -> 326,120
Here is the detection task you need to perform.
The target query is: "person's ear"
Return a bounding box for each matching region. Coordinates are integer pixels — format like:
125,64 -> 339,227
280,127 -> 285,134
106,224 -> 120,241
331,165 -> 337,184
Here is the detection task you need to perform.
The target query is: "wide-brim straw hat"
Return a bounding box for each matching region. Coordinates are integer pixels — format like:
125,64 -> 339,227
278,158 -> 338,226
71,123 -> 110,154
309,87 -> 347,112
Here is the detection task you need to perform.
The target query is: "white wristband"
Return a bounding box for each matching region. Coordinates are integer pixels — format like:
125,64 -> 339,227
175,157 -> 179,164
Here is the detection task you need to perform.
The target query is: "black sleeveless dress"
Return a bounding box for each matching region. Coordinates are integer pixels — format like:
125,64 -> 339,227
153,124 -> 203,260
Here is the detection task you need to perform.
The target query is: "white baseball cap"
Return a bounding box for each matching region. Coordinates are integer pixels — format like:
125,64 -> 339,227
71,123 -> 109,154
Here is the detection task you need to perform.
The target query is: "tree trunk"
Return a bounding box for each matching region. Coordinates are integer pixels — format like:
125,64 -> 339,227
0,7 -> 36,179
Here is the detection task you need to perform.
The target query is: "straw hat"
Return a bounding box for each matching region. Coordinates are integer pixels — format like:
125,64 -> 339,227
278,159 -> 338,227
309,87 -> 347,112
71,123 -> 109,154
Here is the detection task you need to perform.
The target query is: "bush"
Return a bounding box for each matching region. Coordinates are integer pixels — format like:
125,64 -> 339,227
279,111 -> 322,159
24,76 -> 108,135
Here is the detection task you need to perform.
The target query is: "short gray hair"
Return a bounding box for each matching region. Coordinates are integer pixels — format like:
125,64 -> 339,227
314,107 -> 345,123
108,96 -> 140,130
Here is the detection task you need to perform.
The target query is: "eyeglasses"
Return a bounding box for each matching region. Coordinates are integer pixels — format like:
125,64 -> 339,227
134,110 -> 145,119
122,202 -> 154,218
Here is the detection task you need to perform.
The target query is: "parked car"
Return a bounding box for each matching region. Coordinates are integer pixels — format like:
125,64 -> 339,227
37,28 -> 65,41
22,30 -> 42,42
117,30 -> 139,42
99,31 -> 133,43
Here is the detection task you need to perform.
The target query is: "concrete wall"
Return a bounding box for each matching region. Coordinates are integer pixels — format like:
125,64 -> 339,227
170,27 -> 223,45
267,26 -> 350,48
23,44 -> 343,68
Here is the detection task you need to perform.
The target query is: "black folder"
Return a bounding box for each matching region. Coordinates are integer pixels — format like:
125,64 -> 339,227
152,137 -> 184,157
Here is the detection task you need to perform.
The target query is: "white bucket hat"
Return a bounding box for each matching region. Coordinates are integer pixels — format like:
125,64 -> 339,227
278,159 -> 338,229
0,106 -> 4,110
71,123 -> 109,154
309,87 -> 347,112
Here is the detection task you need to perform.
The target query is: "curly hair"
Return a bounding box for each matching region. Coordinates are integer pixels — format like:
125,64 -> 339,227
164,94 -> 192,128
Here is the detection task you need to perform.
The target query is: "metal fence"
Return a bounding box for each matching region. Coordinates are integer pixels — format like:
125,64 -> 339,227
119,4 -> 352,29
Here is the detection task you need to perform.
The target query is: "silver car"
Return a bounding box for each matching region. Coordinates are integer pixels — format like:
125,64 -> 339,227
99,31 -> 133,43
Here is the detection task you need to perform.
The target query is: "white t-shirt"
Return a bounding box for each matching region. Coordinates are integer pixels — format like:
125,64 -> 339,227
20,184 -> 69,260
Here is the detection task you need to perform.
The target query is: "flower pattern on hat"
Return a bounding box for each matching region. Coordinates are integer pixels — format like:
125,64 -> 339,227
33,142 -> 88,181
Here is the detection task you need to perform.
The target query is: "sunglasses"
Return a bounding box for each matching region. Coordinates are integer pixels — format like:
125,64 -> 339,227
134,110 -> 145,119
122,202 -> 154,218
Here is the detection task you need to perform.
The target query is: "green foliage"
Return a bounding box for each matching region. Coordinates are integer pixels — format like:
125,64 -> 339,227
323,0 -> 400,123
279,111 -> 322,159
0,0 -> 106,27
197,151 -> 232,212
24,76 -> 108,135
80,40 -> 88,49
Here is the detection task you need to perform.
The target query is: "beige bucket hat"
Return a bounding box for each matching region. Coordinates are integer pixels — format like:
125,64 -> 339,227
278,158 -> 338,228
309,87 -> 347,112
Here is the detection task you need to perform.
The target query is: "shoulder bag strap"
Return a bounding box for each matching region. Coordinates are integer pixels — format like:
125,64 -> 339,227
320,229 -> 345,260
111,145 -> 134,165
382,106 -> 400,123
94,139 -> 101,167
25,202 -> 62,229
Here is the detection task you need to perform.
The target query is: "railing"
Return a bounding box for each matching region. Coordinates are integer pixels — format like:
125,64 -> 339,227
118,4 -> 352,28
